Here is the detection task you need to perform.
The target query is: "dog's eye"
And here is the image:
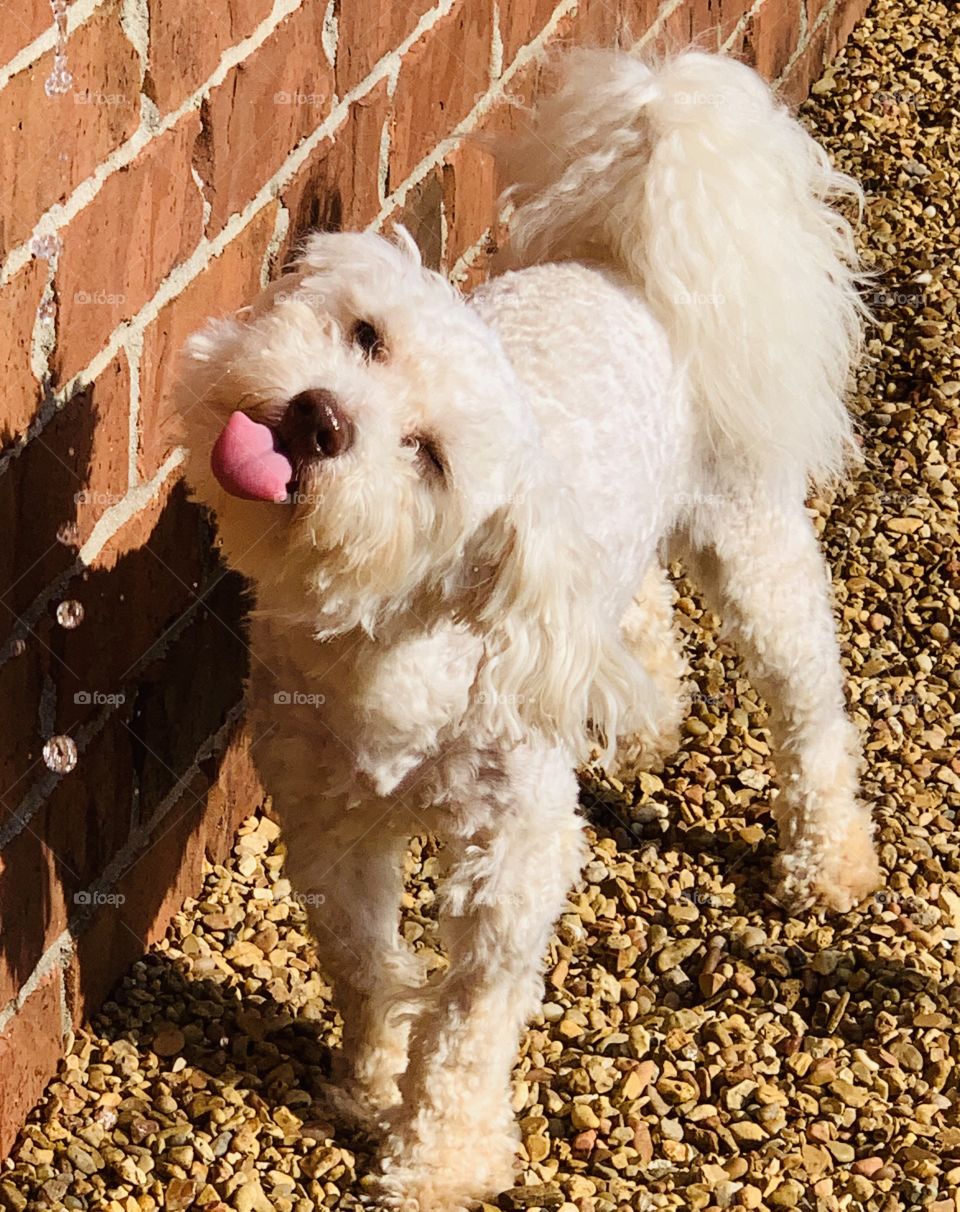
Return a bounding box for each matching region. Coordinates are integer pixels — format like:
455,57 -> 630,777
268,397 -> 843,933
402,433 -> 445,481
352,319 -> 386,361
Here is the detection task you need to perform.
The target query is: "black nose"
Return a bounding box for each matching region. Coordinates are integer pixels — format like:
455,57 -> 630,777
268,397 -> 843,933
279,389 -> 354,459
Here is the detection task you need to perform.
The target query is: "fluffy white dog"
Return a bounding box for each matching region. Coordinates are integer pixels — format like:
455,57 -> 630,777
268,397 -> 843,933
178,50 -> 881,1210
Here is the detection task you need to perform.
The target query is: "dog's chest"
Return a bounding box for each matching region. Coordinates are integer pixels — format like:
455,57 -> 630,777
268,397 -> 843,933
249,617 -> 482,801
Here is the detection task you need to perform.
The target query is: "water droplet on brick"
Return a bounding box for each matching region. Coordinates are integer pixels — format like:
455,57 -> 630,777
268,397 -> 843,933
43,735 -> 77,774
56,600 -> 84,629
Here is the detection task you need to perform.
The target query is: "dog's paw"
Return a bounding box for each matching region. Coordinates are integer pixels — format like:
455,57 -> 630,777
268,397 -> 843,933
314,1076 -> 398,1134
361,1126 -> 517,1212
774,817 -> 882,914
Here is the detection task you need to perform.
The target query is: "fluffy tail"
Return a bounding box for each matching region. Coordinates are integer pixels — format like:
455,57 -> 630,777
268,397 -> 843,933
502,50 -> 867,486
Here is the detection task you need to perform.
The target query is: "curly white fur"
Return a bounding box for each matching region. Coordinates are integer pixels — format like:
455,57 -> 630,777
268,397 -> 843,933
177,49 -> 880,1211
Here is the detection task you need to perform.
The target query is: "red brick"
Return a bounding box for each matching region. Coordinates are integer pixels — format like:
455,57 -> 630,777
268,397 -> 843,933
442,141 -> 496,270
745,0 -> 803,80
396,168 -> 444,270
144,0 -> 274,115
0,970 -> 64,1158
197,5 -> 334,235
281,78 -> 391,259
334,0 -> 435,95
0,353 -> 129,642
716,0 -> 757,51
0,259 -> 46,448
53,113 -> 205,383
65,723 -> 259,1024
780,0 -> 869,104
0,711 -> 134,1012
659,0 -> 724,54
499,0 -> 558,62
0,0 -> 56,67
0,641 -> 43,821
0,2 -> 140,259
51,482 -> 212,733
138,203 -> 277,480
390,0 -> 496,187
0,809 -> 69,1011
553,0 -> 659,51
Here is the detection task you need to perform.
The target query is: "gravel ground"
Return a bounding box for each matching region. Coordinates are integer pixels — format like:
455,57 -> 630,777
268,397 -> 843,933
4,1 -> 959,1209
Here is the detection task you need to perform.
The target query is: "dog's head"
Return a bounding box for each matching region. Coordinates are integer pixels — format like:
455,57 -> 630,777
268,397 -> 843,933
178,229 -> 639,757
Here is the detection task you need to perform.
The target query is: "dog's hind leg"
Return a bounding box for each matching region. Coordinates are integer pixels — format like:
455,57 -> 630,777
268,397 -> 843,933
609,561 -> 687,779
367,744 -> 588,1210
282,812 -> 423,1126
673,474 -> 881,913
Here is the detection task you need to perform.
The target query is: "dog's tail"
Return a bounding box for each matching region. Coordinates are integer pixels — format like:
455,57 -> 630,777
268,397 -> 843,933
502,50 -> 866,486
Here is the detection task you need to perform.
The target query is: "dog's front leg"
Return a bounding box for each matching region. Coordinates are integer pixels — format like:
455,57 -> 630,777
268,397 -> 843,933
281,808 -> 423,1127
366,745 -> 588,1212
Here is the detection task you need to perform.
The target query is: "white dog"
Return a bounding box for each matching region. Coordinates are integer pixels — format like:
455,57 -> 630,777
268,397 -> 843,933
178,50 -> 881,1211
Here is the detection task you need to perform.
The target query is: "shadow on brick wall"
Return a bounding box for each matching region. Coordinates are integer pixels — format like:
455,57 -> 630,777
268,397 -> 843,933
0,382 -> 254,1027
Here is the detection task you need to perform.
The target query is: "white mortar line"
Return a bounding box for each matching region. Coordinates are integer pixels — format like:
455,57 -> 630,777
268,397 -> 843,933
371,0 -> 580,228
777,0 -> 841,87
490,2 -> 504,81
1,0 -> 305,287
124,328 -> 144,488
449,226 -> 492,282
0,0 -> 458,490
633,0 -> 686,53
0,0 -> 105,90
720,0 -> 767,53
1,0 -> 454,289
0,706 -> 244,1033
262,204 -> 291,284
321,0 -> 338,69
78,446 -> 184,565
0,932 -> 74,1035
119,0 -> 149,77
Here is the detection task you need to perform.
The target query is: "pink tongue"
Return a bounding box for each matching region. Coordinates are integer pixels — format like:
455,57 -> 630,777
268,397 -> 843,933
211,411 -> 293,503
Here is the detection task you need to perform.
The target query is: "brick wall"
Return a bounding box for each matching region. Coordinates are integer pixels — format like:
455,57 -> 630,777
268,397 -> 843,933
0,0 -> 869,1158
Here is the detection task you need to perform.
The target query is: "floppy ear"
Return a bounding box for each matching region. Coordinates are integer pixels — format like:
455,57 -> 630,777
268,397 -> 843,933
460,482 -> 654,762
